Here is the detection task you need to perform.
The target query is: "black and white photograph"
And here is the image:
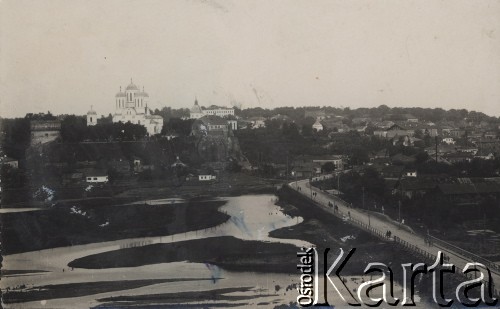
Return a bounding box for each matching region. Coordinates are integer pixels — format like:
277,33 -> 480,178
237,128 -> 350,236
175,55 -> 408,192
1,1 -> 500,308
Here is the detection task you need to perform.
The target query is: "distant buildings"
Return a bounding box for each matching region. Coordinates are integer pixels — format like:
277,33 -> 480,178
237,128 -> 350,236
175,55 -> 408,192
442,137 -> 455,145
189,97 -> 238,132
190,115 -> 242,163
291,155 -> 345,178
189,99 -> 235,119
191,115 -> 231,137
312,118 -> 324,131
374,123 -> 438,139
30,120 -> 61,145
204,106 -> 235,117
247,117 -> 266,129
304,110 -> 326,120
111,79 -> 163,135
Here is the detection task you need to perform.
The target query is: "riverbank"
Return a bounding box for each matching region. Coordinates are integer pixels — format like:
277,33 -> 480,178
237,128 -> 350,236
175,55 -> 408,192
63,187 -> 404,277
3,278 -> 214,305
93,287 -> 261,308
1,199 -> 229,255
1,173 -> 278,209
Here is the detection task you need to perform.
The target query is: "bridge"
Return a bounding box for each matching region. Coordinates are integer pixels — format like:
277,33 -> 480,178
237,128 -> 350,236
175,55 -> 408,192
289,177 -> 500,299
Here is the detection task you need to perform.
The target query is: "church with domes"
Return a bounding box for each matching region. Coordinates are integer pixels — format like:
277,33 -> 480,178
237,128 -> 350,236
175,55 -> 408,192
112,79 -> 163,135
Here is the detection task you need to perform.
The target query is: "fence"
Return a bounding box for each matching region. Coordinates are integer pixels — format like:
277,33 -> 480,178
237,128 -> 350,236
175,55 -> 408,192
120,239 -> 152,249
290,184 -> 392,242
429,235 -> 500,275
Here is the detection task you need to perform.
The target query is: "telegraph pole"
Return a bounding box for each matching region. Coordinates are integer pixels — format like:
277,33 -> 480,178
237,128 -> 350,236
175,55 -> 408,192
398,200 -> 402,227
362,186 -> 365,209
435,135 -> 438,162
310,177 -> 313,199
286,154 -> 289,182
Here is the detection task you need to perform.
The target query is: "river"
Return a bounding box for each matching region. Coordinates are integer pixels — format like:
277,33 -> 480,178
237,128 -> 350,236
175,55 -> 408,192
2,194 -> 422,308
2,195 -> 310,308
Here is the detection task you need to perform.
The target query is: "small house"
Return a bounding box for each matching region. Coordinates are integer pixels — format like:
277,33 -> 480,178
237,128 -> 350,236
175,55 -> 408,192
84,169 -> 109,183
199,174 -> 216,181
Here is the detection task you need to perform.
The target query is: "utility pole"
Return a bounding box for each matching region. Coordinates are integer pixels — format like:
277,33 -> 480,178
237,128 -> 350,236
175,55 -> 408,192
362,186 -> 365,209
482,212 -> 486,254
435,135 -> 438,162
286,154 -> 289,182
310,177 -> 313,200
398,200 -> 401,226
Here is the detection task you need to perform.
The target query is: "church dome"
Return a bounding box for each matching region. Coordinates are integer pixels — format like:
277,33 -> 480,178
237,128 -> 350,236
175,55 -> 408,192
126,82 -> 139,91
190,99 -> 202,113
87,106 -> 97,115
136,87 -> 149,97
137,86 -> 149,97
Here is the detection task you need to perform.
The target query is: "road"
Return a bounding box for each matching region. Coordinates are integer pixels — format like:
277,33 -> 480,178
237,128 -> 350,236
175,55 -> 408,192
290,177 -> 500,298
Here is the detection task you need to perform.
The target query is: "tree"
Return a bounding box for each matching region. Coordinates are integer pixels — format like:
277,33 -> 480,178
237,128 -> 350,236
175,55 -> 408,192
1,117 -> 30,159
61,115 -> 87,143
163,118 -> 194,136
227,160 -> 242,172
302,124 -> 313,136
1,165 -> 25,188
322,162 -> 335,173
415,151 -> 430,164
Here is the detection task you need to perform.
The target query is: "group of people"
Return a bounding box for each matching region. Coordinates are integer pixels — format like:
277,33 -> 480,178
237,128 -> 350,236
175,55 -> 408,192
385,230 -> 392,238
328,201 -> 341,213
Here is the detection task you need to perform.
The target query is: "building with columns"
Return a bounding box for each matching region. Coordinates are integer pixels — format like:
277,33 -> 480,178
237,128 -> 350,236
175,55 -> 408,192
112,79 -> 163,135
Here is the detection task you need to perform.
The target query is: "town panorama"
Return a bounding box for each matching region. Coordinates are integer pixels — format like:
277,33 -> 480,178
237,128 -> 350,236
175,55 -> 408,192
1,1 -> 500,308
1,81 -> 500,307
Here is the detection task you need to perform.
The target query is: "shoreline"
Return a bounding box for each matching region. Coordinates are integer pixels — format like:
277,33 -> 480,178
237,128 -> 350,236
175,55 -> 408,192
1,199 -> 230,255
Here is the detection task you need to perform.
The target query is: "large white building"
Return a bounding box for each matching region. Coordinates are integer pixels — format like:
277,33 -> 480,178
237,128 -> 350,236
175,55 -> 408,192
112,79 -> 163,135
189,99 -> 234,119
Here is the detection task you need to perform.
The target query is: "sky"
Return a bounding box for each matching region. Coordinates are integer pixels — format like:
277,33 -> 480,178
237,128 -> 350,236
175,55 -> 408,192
1,0 -> 499,118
